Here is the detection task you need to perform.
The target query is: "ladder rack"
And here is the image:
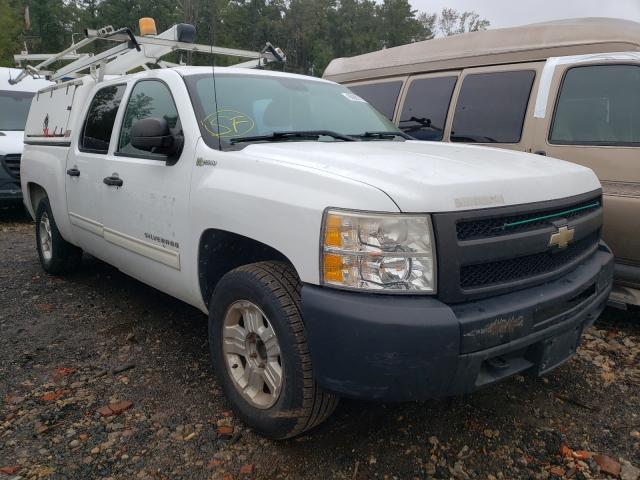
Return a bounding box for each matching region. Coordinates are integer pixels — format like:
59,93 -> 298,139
12,22 -> 286,85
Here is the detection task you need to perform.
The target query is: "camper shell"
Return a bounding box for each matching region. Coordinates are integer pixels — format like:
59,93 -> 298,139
324,18 -> 640,307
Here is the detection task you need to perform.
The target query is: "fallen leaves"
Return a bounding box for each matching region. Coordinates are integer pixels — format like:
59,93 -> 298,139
40,389 -> 67,402
52,367 -> 75,380
593,454 -> 621,478
217,425 -> 234,437
559,443 -> 593,461
96,400 -> 133,417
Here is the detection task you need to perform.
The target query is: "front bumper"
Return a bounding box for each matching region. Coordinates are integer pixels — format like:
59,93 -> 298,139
301,244 -> 613,401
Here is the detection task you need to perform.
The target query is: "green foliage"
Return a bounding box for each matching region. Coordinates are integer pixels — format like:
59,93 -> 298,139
1,0 -> 489,74
0,0 -> 23,66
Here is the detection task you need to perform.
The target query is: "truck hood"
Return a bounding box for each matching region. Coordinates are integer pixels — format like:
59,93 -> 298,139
241,140 -> 601,212
0,131 -> 24,156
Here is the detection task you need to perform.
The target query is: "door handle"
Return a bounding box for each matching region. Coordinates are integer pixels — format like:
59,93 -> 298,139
534,150 -> 547,156
103,175 -> 123,187
66,167 -> 80,177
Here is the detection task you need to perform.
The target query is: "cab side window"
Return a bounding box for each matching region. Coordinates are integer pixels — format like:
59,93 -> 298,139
347,81 -> 402,120
399,76 -> 457,141
117,80 -> 180,158
550,65 -> 640,145
451,70 -> 535,143
80,85 -> 126,154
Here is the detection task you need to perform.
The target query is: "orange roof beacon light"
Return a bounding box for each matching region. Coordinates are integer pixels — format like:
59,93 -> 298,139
139,18 -> 157,37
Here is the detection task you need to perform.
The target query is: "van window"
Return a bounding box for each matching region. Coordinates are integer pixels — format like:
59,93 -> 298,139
80,85 -> 126,154
347,81 -> 402,120
550,65 -> 640,145
118,80 -> 180,157
0,90 -> 34,131
451,70 -> 535,143
399,76 -> 457,141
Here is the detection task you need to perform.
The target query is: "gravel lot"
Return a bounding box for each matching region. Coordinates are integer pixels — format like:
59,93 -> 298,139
1,209 -> 639,480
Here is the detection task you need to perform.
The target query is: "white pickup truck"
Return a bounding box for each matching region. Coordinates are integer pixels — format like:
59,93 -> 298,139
21,66 -> 613,438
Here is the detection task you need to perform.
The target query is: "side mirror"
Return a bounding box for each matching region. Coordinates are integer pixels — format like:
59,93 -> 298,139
130,117 -> 180,157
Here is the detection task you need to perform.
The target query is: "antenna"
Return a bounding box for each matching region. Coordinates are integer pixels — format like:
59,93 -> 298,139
208,14 -> 222,152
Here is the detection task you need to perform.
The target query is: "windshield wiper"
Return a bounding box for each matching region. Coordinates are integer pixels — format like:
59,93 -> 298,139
230,130 -> 356,144
351,131 -> 413,140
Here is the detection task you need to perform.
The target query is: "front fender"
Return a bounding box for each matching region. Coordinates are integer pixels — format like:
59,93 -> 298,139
188,141 -> 399,286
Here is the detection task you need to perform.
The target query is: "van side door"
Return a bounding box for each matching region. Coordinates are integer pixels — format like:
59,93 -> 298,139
101,74 -> 197,304
532,58 -> 640,289
66,84 -> 126,260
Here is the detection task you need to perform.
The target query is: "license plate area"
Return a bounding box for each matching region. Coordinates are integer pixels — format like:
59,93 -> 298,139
528,325 -> 582,376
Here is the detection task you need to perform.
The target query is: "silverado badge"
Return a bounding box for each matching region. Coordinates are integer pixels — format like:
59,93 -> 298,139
549,226 -> 575,249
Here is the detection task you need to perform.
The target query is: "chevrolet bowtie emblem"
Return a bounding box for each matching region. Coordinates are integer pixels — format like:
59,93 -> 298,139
549,226 -> 575,249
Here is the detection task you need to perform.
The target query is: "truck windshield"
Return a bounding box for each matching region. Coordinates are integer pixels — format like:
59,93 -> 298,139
0,90 -> 35,131
185,73 -> 403,149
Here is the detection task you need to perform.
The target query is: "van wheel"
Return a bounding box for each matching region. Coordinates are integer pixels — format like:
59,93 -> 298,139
35,197 -> 82,274
209,261 -> 339,439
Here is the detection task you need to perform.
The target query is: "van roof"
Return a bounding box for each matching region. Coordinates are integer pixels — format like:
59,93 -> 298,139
323,18 -> 640,83
0,67 -> 52,92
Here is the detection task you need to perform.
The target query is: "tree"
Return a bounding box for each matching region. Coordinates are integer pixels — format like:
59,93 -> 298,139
0,0 -> 23,67
416,11 -> 437,41
2,0 -> 491,76
378,0 -> 423,48
437,8 -> 490,36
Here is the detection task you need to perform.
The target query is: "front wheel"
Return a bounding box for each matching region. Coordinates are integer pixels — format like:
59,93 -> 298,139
35,197 -> 82,274
208,261 -> 339,439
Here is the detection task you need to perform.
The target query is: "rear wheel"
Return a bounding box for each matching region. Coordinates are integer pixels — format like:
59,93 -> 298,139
35,197 -> 82,274
209,261 -> 338,439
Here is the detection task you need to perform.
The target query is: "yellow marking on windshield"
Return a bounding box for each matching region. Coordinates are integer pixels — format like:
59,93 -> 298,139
202,110 -> 255,138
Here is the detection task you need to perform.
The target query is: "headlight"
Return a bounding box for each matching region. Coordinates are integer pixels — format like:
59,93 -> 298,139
321,209 -> 436,293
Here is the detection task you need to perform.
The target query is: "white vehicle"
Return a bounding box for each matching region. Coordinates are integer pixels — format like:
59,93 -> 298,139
0,68 -> 51,207
18,21 -> 614,439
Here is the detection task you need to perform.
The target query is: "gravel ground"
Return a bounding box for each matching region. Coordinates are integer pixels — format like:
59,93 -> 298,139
1,209 -> 639,480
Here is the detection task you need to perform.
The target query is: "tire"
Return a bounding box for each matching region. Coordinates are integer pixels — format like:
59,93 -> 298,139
35,197 -> 82,274
209,261 -> 339,439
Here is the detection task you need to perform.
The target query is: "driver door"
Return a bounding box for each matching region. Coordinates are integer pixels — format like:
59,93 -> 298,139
102,76 -> 194,301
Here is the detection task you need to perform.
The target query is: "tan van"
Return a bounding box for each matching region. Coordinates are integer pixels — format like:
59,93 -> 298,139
324,18 -> 640,307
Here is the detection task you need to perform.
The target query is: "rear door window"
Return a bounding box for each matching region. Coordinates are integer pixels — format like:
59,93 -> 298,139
347,81 -> 402,120
399,76 -> 457,141
550,64 -> 640,145
80,85 -> 126,154
451,70 -> 535,143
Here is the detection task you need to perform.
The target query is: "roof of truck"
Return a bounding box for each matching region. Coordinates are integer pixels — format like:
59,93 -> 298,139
173,66 -> 334,83
323,18 -> 640,83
